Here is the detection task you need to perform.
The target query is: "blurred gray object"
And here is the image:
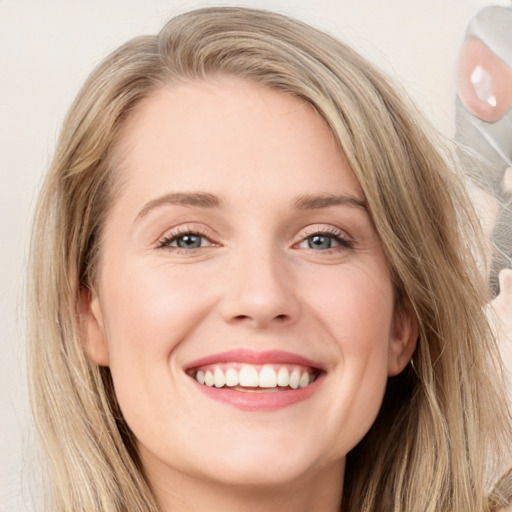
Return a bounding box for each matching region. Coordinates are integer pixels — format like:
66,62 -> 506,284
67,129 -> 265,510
456,5 -> 512,295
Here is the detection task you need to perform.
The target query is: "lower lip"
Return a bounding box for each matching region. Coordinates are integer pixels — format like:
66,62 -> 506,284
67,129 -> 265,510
191,375 -> 324,411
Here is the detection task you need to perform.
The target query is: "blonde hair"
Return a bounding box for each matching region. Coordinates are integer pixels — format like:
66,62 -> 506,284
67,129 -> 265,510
27,7 -> 511,511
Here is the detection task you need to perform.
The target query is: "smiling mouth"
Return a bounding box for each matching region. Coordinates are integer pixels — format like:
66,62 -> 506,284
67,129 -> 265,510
187,363 -> 320,391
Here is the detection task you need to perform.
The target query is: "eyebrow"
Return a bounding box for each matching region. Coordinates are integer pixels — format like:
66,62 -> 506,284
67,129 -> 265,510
136,192 -> 223,220
136,190 -> 368,222
292,193 -> 368,211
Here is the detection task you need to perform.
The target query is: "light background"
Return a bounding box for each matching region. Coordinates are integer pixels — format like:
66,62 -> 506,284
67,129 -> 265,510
0,0 -> 506,509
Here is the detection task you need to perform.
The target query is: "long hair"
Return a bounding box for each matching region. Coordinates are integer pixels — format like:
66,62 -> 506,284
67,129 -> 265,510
27,7 -> 511,511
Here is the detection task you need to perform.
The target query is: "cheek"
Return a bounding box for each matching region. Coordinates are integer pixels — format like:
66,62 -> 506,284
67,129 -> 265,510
98,261 -> 221,414
98,261 -> 222,438
304,264 -> 394,353
295,265 -> 395,456
102,261 -> 218,358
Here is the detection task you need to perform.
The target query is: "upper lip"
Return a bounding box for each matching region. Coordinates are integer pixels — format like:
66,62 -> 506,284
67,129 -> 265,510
184,349 -> 325,372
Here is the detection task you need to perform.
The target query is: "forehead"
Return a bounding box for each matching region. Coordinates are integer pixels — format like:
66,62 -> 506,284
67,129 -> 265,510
112,77 -> 363,209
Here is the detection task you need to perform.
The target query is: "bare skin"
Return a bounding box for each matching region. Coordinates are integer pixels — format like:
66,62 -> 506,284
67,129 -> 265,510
81,78 -> 417,512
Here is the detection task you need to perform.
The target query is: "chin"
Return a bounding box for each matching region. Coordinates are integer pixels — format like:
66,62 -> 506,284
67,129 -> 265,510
192,437 -> 330,488
202,460 -> 312,488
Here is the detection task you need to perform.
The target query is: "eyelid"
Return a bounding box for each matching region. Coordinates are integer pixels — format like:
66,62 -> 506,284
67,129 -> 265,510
294,224 -> 354,250
154,222 -> 354,253
156,224 -> 219,250
300,224 -> 352,240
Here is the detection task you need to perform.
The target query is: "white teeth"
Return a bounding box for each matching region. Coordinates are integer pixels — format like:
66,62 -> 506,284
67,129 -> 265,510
258,365 -> 277,388
239,365 -> 259,387
289,369 -> 301,389
277,366 -> 290,387
277,367 -> 289,387
214,368 -> 226,388
225,368 -> 239,387
204,370 -> 214,387
193,364 -> 316,390
299,372 -> 309,388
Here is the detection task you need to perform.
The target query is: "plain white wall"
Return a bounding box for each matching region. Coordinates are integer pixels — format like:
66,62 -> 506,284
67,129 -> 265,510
0,0 -> 503,509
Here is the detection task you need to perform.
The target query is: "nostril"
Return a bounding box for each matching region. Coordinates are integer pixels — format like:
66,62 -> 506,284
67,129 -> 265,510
227,312 -> 294,327
233,314 -> 289,321
220,274 -> 300,326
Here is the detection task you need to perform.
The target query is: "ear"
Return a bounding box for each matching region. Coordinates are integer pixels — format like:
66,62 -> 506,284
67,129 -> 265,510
78,286 -> 110,366
387,301 -> 418,376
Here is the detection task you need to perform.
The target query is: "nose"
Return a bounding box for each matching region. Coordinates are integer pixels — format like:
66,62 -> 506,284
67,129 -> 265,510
220,249 -> 300,329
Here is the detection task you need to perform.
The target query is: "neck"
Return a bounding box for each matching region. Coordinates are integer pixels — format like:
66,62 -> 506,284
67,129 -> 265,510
143,458 -> 345,512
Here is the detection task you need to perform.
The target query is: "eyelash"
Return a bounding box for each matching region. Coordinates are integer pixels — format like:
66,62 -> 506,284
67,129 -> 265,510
297,227 -> 354,252
156,226 -> 354,253
157,226 -> 215,253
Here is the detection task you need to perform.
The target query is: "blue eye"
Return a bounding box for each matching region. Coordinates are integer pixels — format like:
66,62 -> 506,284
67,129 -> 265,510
298,231 -> 353,251
307,235 -> 335,250
158,232 -> 213,250
173,234 -> 204,249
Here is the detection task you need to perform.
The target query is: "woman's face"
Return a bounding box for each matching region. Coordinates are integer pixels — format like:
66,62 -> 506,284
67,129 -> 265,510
82,78 -> 416,493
